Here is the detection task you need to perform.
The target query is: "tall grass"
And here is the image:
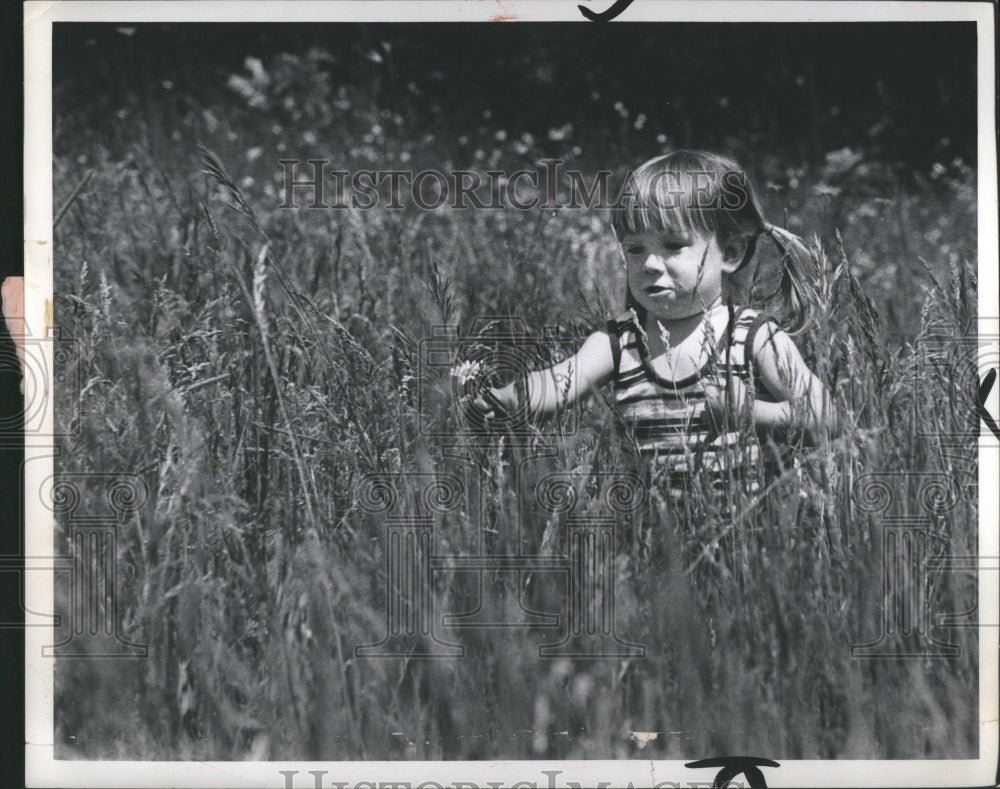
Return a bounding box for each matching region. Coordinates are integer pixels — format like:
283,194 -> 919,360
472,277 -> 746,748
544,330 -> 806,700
51,48 -> 979,760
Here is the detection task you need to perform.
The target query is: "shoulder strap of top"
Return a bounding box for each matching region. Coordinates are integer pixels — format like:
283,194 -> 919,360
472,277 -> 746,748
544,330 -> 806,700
605,309 -> 640,376
725,302 -> 745,351
743,310 -> 779,378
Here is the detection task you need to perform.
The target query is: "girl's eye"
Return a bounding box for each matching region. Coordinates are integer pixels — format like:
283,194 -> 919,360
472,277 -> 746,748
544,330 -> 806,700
626,246 -> 645,255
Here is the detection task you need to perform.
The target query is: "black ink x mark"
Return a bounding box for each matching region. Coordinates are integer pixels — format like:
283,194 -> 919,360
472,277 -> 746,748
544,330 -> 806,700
978,368 -> 1000,440
578,0 -> 636,21
685,756 -> 781,789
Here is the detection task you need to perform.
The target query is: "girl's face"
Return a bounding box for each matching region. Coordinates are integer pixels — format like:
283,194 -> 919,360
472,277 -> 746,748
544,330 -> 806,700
622,228 -> 738,321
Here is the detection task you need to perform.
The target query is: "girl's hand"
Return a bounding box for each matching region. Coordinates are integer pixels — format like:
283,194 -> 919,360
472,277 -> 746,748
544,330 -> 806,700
452,360 -> 499,427
750,323 -> 836,442
465,384 -> 517,428
451,354 -> 527,429
459,330 -> 616,426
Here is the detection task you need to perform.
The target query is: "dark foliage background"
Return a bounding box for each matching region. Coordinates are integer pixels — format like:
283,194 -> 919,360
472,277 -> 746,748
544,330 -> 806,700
55,22 -> 975,168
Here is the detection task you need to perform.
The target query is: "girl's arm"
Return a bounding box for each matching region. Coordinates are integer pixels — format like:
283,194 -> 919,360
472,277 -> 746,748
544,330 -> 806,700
748,325 -> 835,443
487,331 -> 615,419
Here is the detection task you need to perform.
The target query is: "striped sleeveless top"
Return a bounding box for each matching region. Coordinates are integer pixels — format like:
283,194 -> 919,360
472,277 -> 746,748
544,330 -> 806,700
607,305 -> 776,490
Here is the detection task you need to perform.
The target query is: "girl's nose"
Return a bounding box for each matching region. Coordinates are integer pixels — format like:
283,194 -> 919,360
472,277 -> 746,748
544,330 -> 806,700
643,254 -> 665,273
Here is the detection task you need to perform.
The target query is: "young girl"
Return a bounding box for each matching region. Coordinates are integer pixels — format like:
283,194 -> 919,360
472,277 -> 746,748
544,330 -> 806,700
477,150 -> 832,493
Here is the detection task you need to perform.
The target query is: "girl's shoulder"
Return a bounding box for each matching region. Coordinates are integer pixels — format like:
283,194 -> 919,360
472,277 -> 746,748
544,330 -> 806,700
727,307 -> 791,382
731,306 -> 780,350
606,308 -> 642,337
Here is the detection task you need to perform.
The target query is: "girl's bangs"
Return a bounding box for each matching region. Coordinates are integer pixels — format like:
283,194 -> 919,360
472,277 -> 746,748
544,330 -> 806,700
614,170 -> 716,239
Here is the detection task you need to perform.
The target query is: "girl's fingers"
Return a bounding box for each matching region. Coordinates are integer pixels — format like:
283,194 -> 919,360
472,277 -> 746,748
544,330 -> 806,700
467,396 -> 495,420
481,387 -> 511,416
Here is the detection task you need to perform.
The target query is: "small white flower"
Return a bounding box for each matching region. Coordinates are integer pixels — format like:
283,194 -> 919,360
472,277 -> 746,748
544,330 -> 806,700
548,123 -> 573,141
451,360 -> 484,386
245,56 -> 268,84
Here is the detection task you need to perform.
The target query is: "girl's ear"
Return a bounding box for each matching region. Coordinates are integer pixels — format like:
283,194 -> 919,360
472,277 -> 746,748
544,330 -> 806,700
720,238 -> 749,274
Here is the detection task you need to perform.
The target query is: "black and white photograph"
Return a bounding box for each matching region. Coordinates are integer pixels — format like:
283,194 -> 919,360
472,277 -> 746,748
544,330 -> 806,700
19,2 -> 999,787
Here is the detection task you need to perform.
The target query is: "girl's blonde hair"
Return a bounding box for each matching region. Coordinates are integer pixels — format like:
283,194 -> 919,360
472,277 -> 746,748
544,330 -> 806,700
611,150 -> 816,334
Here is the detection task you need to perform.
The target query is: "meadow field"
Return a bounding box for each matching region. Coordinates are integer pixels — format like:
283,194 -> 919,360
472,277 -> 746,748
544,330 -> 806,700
49,23 -> 981,760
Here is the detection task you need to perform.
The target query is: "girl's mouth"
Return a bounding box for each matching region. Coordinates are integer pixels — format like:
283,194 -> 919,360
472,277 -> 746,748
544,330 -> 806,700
645,285 -> 674,295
